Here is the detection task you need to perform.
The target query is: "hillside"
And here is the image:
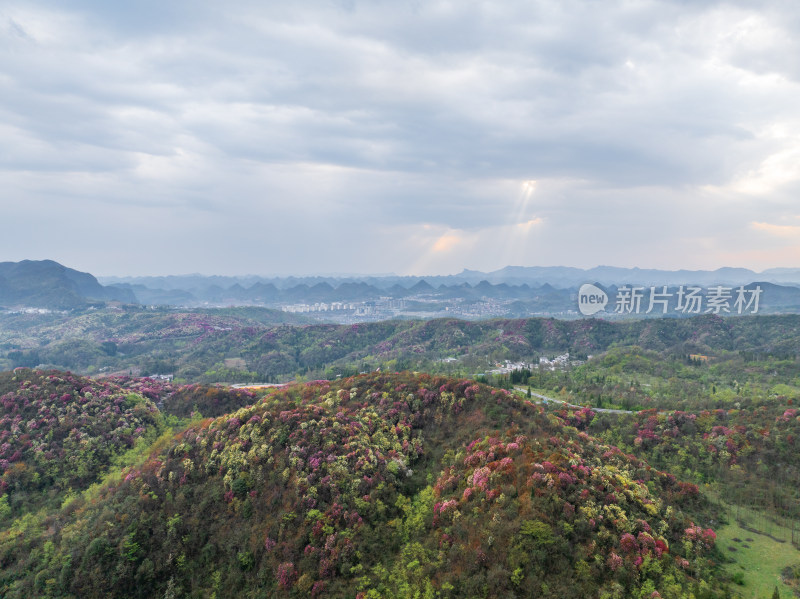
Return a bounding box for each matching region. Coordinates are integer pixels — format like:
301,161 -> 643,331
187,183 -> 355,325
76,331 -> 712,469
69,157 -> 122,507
2,311 -> 800,383
0,261 -> 135,309
0,371 -> 727,598
0,370 -> 162,520
0,305 -> 310,375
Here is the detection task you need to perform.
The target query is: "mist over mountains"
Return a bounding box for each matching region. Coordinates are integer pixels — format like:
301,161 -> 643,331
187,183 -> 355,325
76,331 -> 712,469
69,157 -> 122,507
102,264 -> 800,292
3,260 -> 800,318
101,264 -> 800,319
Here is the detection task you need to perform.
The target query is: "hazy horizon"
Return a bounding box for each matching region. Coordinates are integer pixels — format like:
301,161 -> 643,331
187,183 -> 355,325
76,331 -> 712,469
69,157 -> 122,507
6,257 -> 800,281
96,263 -> 800,281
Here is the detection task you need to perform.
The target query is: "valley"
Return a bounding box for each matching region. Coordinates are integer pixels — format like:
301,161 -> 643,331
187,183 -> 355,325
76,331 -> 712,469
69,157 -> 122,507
0,305 -> 798,597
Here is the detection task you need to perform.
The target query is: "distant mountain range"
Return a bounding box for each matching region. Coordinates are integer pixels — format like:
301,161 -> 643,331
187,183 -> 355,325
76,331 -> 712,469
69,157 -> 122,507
0,260 -> 135,309
106,278 -> 577,307
4,260 -> 800,316
101,264 -> 800,291
99,264 -> 800,316
465,265 -> 800,287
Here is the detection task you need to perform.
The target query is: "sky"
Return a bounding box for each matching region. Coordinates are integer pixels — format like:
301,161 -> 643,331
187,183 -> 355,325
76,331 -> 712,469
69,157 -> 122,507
1,0 -> 800,277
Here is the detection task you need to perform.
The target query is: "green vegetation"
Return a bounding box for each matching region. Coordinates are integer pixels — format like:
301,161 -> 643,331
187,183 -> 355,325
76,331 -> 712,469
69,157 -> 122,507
716,514 -> 800,598
532,345 -> 800,412
2,310 -> 800,385
0,370 -> 728,597
0,370 -> 162,521
1,312 -> 800,596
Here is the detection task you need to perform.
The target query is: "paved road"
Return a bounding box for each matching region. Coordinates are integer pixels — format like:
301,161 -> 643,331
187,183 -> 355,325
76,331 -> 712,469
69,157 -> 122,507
515,387 -> 635,414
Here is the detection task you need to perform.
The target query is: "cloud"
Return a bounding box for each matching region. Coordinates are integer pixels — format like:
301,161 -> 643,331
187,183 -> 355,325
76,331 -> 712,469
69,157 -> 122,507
431,233 -> 462,253
728,142 -> 800,195
2,0 -> 800,274
516,218 -> 542,231
751,221 -> 800,237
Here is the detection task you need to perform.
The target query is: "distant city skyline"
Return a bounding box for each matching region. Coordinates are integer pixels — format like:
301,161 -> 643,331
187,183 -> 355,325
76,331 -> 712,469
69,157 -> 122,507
2,1 -> 799,276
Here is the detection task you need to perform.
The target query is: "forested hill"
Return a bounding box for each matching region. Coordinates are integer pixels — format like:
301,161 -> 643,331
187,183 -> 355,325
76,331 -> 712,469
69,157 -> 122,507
0,370 -> 727,598
0,260 -> 135,309
162,313 -> 800,381
2,311 -> 799,381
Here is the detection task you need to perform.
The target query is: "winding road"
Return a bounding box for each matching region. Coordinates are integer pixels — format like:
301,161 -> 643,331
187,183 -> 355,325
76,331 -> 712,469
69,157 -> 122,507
515,387 -> 635,414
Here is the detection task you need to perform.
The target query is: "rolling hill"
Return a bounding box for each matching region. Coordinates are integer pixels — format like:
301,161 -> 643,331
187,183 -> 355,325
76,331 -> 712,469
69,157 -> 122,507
2,310 -> 800,383
0,370 -> 727,598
